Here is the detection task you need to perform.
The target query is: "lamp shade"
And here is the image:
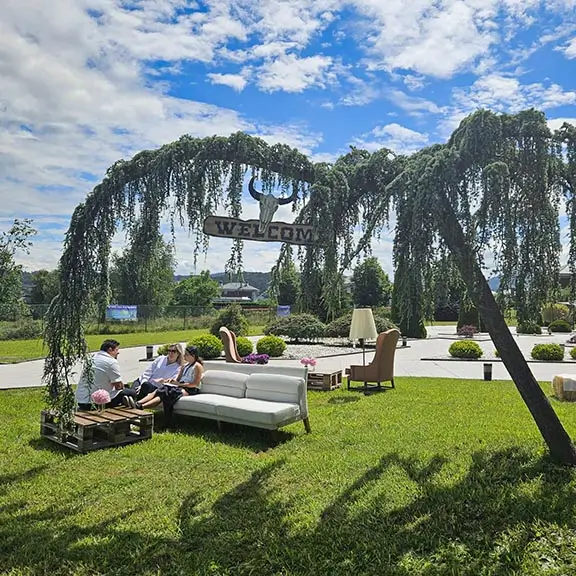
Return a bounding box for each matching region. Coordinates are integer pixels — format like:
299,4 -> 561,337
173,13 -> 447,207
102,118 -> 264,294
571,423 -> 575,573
349,308 -> 378,341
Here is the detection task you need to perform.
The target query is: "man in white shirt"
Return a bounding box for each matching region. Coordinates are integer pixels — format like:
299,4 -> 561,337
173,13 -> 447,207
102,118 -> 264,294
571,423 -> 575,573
76,339 -> 137,410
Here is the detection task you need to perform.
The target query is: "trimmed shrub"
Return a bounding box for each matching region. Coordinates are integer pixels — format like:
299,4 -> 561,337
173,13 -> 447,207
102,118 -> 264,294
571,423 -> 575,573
0,320 -> 42,340
236,336 -> 253,357
570,347 -> 576,360
325,312 -> 397,338
541,303 -> 570,325
449,340 -> 483,359
210,304 -> 249,337
157,343 -> 170,356
548,319 -> 572,333
188,334 -> 224,360
457,324 -> 477,338
531,343 -> 564,361
264,313 -> 326,342
256,335 -> 286,357
494,349 -> 500,357
516,321 -> 542,335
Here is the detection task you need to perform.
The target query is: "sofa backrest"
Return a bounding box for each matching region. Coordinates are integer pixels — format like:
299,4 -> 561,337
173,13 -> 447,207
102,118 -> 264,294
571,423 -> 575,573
202,362 -> 308,417
201,370 -> 248,398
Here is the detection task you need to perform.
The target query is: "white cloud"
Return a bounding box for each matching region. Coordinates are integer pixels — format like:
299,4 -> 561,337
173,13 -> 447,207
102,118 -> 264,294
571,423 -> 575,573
561,37 -> 576,59
207,72 -> 248,91
256,53 -> 334,92
352,123 -> 429,155
548,117 -> 576,132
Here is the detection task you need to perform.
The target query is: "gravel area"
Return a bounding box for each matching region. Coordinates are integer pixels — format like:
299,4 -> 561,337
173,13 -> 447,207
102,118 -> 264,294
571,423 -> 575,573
246,336 -> 363,359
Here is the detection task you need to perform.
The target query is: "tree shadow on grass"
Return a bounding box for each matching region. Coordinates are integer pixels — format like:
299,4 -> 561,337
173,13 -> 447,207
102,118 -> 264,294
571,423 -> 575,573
2,449 -> 576,575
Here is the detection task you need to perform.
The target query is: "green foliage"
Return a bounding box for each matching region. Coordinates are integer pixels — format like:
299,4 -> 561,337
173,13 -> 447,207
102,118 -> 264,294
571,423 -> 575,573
256,334 -> 286,357
187,334 -> 223,360
570,347 -> 576,360
325,312 -> 397,338
352,257 -> 392,307
210,304 -> 249,337
235,336 -> 253,357
276,257 -> 301,307
264,313 -> 326,342
171,271 -> 220,313
517,322 -> 542,335
29,269 -> 60,305
457,302 -> 484,332
449,340 -> 483,359
110,229 -> 175,308
156,343 -> 170,356
541,303 -> 570,325
531,343 -> 564,361
548,319 -> 572,332
0,219 -> 36,321
0,319 -> 42,340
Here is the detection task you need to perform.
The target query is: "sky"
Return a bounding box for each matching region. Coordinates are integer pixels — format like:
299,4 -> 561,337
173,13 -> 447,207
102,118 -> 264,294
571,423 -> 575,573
1,0 -> 576,278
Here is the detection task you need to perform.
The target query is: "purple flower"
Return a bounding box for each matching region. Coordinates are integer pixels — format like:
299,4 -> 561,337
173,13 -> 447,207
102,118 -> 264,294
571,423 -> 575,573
241,353 -> 270,365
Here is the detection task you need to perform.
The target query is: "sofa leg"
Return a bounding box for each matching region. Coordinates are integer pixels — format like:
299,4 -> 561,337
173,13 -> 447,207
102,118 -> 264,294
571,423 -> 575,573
216,420 -> 222,433
303,418 -> 311,434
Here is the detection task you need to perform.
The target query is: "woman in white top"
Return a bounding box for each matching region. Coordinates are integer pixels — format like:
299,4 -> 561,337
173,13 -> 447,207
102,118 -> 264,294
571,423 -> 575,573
132,346 -> 204,412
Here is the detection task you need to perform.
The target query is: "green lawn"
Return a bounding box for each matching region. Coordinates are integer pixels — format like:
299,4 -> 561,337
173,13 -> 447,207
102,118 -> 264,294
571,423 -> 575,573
2,378 -> 576,575
0,326 -> 265,364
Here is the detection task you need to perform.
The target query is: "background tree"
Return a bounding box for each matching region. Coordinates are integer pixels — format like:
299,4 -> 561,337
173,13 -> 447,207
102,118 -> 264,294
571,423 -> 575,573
0,219 -> 36,320
171,271 -> 220,314
277,258 -> 301,307
352,256 -> 392,307
29,269 -> 60,305
110,228 -> 175,308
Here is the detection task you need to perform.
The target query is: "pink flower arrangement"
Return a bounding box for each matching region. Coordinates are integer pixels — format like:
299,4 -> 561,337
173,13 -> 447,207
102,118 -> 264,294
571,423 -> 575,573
91,389 -> 111,406
300,357 -> 317,368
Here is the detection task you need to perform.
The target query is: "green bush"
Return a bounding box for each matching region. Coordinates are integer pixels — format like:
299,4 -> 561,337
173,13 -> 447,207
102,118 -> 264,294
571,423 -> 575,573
256,335 -> 286,357
264,313 -> 326,342
236,336 -> 253,357
325,312 -> 397,338
570,347 -> 576,360
548,319 -> 572,333
210,304 -> 249,337
516,321 -> 542,335
541,303 -> 570,325
448,340 -> 483,359
494,349 -> 500,357
156,343 -> 170,356
0,320 -> 42,340
188,334 -> 224,360
531,343 -> 564,361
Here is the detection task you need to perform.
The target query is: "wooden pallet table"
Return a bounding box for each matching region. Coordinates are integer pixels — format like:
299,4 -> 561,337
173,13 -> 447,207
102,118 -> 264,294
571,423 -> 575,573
40,407 -> 153,453
307,370 -> 342,391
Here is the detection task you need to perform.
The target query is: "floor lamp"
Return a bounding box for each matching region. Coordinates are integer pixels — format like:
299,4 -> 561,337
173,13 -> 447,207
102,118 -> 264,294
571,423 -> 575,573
349,308 -> 378,394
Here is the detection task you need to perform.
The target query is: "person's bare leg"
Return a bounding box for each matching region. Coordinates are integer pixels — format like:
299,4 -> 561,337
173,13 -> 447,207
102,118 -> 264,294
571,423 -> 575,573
139,390 -> 158,404
140,396 -> 162,409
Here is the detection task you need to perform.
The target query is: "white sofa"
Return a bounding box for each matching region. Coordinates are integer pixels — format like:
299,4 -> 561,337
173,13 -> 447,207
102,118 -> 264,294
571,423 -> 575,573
172,362 -> 311,433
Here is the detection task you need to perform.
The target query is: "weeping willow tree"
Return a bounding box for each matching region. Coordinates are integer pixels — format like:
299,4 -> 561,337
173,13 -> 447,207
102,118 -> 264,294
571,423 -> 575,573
45,110 -> 576,463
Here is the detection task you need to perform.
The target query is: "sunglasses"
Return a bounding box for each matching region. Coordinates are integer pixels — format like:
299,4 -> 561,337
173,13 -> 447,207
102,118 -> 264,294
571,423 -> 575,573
168,349 -> 178,353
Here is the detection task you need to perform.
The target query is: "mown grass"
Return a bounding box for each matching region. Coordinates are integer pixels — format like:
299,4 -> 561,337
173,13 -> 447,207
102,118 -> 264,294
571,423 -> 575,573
0,326 -> 265,364
2,378 -> 576,575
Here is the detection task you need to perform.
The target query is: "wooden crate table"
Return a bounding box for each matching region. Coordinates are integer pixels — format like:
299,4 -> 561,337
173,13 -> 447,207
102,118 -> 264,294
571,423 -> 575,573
40,407 -> 153,453
307,370 -> 342,391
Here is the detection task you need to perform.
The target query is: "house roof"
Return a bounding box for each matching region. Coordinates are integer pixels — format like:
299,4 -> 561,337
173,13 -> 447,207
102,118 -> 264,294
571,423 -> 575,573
221,283 -> 259,292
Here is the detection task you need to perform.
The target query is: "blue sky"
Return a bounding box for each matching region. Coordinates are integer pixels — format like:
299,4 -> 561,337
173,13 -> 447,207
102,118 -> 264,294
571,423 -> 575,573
1,0 -> 576,277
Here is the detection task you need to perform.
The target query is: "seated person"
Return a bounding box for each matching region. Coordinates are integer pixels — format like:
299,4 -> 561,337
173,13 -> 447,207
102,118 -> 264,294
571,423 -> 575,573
76,339 -> 137,410
133,343 -> 184,398
127,346 -> 204,421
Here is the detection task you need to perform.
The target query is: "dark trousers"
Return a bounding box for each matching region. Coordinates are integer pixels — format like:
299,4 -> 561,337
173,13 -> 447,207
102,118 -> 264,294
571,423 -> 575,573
136,380 -> 160,400
78,388 -> 137,411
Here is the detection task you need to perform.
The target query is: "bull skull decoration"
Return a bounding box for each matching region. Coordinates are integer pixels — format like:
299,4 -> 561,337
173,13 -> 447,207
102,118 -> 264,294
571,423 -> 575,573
248,176 -> 298,233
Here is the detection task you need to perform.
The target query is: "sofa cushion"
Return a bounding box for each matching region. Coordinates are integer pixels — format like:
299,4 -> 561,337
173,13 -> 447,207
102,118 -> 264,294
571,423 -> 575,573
200,370 -> 248,398
245,374 -> 304,404
174,394 -> 244,415
216,398 -> 300,426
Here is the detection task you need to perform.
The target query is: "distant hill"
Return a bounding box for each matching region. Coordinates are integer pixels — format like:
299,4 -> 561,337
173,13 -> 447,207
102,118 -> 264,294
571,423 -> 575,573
174,271 -> 272,294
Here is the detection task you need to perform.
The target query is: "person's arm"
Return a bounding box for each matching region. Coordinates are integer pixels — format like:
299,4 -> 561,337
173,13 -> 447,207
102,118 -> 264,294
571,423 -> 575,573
140,355 -> 162,383
181,364 -> 203,389
109,362 -> 124,390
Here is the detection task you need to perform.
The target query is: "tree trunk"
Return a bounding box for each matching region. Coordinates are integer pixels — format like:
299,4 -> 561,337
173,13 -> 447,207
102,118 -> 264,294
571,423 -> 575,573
435,192 -> 576,465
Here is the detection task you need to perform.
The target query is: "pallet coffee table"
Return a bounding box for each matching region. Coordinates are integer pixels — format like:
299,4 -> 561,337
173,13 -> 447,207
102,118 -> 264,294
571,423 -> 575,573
307,370 -> 342,391
40,407 -> 153,453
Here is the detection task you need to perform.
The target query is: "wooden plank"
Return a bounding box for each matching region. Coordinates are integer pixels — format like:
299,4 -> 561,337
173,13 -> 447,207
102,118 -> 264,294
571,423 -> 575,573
76,413 -> 111,424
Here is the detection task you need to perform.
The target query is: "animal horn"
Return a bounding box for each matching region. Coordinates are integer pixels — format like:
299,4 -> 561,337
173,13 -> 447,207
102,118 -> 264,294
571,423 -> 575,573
248,176 -> 262,201
277,186 -> 299,205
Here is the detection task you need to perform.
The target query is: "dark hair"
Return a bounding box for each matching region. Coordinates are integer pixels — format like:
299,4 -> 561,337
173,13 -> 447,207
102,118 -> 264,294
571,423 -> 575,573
100,339 -> 120,352
185,345 -> 203,365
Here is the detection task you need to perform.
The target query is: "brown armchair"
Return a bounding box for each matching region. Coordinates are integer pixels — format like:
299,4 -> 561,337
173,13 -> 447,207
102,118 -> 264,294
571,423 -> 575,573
219,326 -> 242,363
348,329 -> 400,394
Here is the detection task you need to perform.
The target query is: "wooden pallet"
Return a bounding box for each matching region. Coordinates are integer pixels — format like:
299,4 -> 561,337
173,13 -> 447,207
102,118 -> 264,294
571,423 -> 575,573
307,370 -> 342,391
40,407 -> 153,453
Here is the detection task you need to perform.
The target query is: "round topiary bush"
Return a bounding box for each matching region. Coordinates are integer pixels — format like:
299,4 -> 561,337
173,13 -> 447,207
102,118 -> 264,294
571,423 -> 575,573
548,319 -> 572,333
448,340 -> 483,359
236,336 -> 253,357
264,313 -> 325,342
157,343 -> 170,356
256,335 -> 286,357
188,334 -> 224,359
541,303 -> 570,325
210,304 -> 249,337
325,312 -> 397,338
531,343 -> 564,361
516,321 -> 542,335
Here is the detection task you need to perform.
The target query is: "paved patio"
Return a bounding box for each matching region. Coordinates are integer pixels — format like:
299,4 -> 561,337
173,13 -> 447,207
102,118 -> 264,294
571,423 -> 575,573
1,325 -> 574,390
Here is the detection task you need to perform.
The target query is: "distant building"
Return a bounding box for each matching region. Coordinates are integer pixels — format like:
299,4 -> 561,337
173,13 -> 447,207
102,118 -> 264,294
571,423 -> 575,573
220,282 -> 260,301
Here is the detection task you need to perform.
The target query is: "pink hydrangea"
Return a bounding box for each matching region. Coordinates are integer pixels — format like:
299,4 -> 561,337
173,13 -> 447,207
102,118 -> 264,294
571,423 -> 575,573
300,357 -> 317,367
91,389 -> 111,405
